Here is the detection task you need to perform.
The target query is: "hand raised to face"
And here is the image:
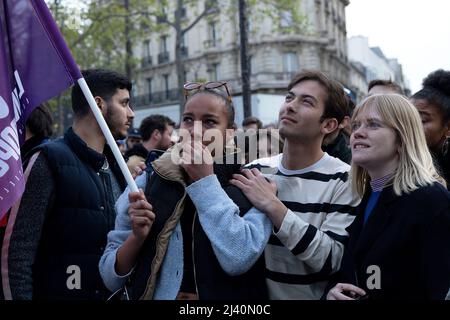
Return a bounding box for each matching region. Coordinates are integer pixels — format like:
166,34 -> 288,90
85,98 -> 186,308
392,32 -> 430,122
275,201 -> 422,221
179,141 -> 214,182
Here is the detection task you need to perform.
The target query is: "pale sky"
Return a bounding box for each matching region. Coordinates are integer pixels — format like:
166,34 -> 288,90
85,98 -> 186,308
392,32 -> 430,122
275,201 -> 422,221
346,0 -> 450,93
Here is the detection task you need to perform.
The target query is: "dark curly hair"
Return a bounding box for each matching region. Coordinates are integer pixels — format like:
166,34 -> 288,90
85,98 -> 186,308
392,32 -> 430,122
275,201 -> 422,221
412,69 -> 450,122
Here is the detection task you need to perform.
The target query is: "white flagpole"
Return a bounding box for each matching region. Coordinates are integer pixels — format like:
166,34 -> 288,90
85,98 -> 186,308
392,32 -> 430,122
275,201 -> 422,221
77,78 -> 139,193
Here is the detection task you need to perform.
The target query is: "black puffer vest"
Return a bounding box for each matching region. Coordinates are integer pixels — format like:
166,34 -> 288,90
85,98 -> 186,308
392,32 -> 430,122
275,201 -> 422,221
128,150 -> 267,300
32,128 -> 124,300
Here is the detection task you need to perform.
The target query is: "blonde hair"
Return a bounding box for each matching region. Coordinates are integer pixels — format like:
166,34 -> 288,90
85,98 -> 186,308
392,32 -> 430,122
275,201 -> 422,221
351,94 -> 442,197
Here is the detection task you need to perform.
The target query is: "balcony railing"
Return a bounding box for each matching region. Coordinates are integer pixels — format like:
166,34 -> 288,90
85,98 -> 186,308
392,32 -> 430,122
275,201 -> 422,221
133,89 -> 181,108
180,7 -> 187,18
158,51 -> 170,64
157,14 -> 167,23
141,55 -> 152,67
204,39 -> 218,49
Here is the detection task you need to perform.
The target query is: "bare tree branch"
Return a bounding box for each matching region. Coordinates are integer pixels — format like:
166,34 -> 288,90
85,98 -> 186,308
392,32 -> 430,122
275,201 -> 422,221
182,6 -> 210,34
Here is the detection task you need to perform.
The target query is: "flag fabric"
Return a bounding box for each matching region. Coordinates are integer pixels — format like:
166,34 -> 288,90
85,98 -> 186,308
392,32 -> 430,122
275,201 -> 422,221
0,0 -> 82,218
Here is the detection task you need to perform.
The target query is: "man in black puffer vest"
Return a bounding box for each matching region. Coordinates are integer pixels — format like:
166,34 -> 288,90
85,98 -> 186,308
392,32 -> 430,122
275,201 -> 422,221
2,69 -> 132,300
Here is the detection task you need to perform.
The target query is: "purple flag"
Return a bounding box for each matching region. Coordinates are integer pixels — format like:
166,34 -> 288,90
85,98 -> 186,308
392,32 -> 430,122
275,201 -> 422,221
0,0 -> 82,218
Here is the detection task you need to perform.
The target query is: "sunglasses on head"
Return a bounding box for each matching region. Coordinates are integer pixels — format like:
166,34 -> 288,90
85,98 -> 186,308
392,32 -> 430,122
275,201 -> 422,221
183,81 -> 232,103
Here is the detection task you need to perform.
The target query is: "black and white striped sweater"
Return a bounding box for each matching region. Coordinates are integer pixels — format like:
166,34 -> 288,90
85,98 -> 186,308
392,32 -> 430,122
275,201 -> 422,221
247,153 -> 360,300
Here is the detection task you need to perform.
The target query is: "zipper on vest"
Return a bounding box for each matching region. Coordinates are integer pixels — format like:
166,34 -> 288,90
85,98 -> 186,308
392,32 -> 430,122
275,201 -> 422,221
355,270 -> 360,288
99,170 -> 111,228
140,191 -> 187,300
192,211 -> 199,299
140,166 -> 187,300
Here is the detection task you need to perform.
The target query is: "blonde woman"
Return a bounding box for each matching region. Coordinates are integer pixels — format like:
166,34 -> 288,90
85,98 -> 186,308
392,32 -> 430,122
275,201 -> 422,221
327,94 -> 450,300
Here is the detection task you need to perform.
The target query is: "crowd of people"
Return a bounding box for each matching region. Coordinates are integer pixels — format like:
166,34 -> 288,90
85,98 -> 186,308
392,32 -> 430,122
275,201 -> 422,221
0,67 -> 449,301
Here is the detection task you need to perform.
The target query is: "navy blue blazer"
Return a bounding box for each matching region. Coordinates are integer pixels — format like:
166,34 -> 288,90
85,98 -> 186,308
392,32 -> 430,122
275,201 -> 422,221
337,182 -> 450,300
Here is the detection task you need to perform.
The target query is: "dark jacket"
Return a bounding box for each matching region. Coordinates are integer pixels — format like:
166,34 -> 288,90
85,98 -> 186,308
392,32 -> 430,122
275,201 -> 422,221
124,143 -> 148,162
0,135 -> 50,300
433,150 -> 450,191
31,128 -> 125,299
128,151 -> 267,300
322,132 -> 351,164
20,135 -> 50,168
336,182 -> 450,300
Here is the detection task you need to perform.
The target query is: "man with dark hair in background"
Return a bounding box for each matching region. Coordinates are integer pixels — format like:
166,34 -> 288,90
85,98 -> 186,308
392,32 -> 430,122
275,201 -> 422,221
242,116 -> 263,132
321,94 -> 353,164
1,69 -> 142,300
125,114 -> 175,172
368,79 -> 404,96
21,104 -> 54,165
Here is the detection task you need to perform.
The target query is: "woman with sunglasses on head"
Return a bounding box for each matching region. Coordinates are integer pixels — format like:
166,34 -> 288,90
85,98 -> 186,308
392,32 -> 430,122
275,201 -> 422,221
411,69 -> 450,189
326,94 -> 450,300
99,81 -> 272,300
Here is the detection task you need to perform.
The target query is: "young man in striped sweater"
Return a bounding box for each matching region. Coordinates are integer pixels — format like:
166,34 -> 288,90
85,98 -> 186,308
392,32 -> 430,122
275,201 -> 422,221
231,70 -> 360,299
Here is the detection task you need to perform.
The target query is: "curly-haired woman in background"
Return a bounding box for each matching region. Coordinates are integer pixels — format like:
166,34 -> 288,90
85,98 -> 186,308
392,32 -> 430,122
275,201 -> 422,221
411,69 -> 450,189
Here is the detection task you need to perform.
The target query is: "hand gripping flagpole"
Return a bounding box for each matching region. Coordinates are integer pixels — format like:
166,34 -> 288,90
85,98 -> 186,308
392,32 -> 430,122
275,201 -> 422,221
78,78 -> 139,193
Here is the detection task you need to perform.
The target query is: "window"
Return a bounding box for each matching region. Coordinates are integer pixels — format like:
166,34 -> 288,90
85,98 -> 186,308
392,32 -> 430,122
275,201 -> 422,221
163,74 -> 169,99
143,40 -> 151,57
180,5 -> 187,18
160,35 -> 168,53
247,16 -> 253,33
181,33 -> 188,57
156,0 -> 167,22
159,0 -> 167,16
209,21 -> 217,46
280,11 -> 293,28
249,55 -> 255,75
142,40 -> 152,66
209,63 -> 220,81
146,77 -> 152,101
283,53 -> 299,73
158,36 -> 169,64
